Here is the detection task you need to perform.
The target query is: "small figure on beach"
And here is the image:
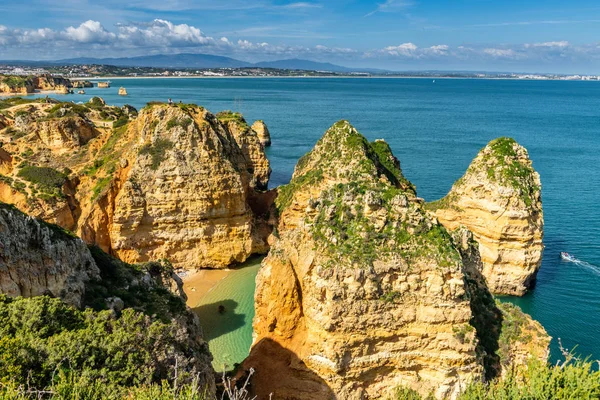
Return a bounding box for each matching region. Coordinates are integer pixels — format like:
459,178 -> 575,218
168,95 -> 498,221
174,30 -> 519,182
218,305 -> 226,314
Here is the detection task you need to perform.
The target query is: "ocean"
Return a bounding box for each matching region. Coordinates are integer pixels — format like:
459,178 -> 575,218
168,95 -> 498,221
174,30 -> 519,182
17,77 -> 600,365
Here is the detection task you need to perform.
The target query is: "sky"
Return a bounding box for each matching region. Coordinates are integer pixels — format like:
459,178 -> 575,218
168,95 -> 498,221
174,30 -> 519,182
1,0 -> 600,73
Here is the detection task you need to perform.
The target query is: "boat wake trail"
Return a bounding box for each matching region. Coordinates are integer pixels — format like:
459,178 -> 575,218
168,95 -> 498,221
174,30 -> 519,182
566,257 -> 600,277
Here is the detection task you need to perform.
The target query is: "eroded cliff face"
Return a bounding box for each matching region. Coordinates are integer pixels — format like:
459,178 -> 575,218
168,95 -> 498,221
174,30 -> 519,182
251,120 -> 271,147
0,202 -> 99,307
427,138 -> 544,296
83,104 -> 272,269
0,99 -> 273,270
246,122 -> 488,400
0,74 -> 72,94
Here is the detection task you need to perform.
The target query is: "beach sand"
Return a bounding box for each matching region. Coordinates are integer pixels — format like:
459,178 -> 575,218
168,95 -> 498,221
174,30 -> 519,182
182,269 -> 233,308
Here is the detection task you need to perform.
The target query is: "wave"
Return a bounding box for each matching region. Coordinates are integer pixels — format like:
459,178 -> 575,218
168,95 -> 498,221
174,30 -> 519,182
564,256 -> 600,277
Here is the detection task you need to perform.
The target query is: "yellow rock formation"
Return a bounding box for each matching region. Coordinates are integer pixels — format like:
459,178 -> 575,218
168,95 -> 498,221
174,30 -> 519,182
244,124 -> 549,399
428,138 -> 543,296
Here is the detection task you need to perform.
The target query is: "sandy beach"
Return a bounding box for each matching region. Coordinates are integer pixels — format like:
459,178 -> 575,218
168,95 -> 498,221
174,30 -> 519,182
182,269 -> 234,308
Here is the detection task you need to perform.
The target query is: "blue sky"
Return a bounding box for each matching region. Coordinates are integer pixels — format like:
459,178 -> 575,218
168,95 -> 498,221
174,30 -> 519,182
1,0 -> 600,73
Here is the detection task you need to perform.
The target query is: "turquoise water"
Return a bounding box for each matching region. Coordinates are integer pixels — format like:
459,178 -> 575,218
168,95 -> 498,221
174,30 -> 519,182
193,259 -> 261,372
15,77 -> 600,362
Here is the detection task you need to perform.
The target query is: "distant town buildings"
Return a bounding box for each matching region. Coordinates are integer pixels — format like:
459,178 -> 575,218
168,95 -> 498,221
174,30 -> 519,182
1,63 -> 599,81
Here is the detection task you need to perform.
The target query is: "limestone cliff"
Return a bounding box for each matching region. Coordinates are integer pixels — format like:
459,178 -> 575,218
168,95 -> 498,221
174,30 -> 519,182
427,138 -> 543,296
0,201 -> 216,394
246,122 -> 487,400
0,75 -> 35,94
252,120 -> 272,147
81,104 -> 272,269
0,99 -> 273,271
245,124 -> 549,399
0,202 -> 99,307
448,226 -> 549,380
218,111 -> 271,191
0,74 -> 72,94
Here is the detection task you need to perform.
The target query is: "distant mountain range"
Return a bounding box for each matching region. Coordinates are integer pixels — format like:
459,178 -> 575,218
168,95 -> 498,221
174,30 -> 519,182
57,53 -> 252,69
49,53 -> 365,72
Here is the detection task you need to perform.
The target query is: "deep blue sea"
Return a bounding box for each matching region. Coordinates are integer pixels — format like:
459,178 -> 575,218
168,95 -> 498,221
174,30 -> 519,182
19,77 -> 600,363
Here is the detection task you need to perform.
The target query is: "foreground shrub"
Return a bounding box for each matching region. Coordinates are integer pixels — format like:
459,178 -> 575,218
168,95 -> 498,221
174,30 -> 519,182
0,295 -> 208,389
392,358 -> 600,400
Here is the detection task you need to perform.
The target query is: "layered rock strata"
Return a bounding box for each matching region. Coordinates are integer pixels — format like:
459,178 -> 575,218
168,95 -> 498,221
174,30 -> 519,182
244,123 -> 549,399
251,120 -> 272,146
0,202 -> 99,307
247,122 -> 485,399
428,138 -> 543,296
82,104 -> 272,269
0,99 -> 273,270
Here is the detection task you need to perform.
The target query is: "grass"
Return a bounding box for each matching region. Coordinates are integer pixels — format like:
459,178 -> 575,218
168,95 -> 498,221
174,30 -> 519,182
0,97 -> 44,110
44,102 -> 89,119
139,138 -> 175,170
0,75 -> 31,89
216,111 -> 249,129
166,116 -> 193,130
17,165 -> 67,199
392,358 -> 600,400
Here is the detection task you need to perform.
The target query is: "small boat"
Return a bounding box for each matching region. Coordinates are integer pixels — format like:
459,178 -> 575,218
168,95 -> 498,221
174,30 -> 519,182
77,90 -> 85,94
560,252 -> 576,262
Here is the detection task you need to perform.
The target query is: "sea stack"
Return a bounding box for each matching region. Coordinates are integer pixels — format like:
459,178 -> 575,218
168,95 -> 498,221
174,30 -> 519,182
251,120 -> 271,147
118,87 -> 128,96
245,122 -> 493,399
427,137 -> 543,296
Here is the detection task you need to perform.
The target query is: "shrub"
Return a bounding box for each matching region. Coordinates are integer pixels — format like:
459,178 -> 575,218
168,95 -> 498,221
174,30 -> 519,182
17,166 -> 66,190
138,138 -> 174,170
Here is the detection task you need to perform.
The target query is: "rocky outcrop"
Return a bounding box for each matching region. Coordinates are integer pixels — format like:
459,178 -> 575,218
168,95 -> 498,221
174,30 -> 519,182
246,122 -> 488,399
218,112 -> 271,191
32,74 -> 72,91
32,117 -> 100,152
244,124 -> 549,399
427,138 -> 543,296
0,99 -> 272,271
80,104 -> 272,269
0,76 -> 34,94
0,74 -> 72,94
252,120 -> 271,147
0,202 -> 99,307
72,80 -> 93,88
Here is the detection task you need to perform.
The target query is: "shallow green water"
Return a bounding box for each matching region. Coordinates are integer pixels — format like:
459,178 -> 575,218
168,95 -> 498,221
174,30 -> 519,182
193,258 -> 262,372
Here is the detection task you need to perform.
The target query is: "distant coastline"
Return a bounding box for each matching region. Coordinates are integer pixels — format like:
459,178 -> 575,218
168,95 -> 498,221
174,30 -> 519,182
72,75 -> 600,81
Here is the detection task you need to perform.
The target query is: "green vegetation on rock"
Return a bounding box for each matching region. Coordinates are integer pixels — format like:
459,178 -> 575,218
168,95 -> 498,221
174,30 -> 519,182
138,138 -> 175,170
0,295 -> 203,390
17,165 -> 67,199
166,116 -> 193,131
0,75 -> 31,89
216,110 -> 249,129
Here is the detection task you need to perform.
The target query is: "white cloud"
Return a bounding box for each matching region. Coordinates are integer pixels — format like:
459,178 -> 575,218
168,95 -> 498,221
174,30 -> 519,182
525,41 -> 569,48
381,43 -> 418,57
63,20 -> 116,43
0,18 -> 599,71
483,48 -> 519,58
